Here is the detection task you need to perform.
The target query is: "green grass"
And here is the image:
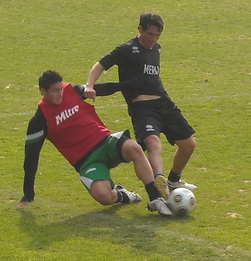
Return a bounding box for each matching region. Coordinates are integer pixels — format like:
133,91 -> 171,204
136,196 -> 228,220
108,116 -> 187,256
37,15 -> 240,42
0,0 -> 250,260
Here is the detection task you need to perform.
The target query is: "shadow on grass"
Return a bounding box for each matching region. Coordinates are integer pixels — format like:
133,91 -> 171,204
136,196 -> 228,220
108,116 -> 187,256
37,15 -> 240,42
17,204 -> 194,252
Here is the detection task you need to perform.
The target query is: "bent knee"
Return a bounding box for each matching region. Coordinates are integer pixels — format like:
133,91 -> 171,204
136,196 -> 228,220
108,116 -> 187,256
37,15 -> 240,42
90,181 -> 116,205
97,197 -> 114,205
187,137 -> 196,151
91,190 -> 114,205
189,138 -> 196,151
176,137 -> 196,153
122,139 -> 144,161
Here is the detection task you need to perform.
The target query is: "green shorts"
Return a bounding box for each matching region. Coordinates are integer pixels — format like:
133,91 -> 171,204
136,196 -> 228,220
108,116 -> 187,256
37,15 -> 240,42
79,130 -> 130,192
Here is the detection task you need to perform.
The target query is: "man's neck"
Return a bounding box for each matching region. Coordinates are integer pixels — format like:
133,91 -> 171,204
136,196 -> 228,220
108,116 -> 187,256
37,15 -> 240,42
137,35 -> 152,50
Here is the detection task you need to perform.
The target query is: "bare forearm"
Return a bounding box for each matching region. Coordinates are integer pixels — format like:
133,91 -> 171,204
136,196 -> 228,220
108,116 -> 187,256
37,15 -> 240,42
86,62 -> 105,88
85,62 -> 105,101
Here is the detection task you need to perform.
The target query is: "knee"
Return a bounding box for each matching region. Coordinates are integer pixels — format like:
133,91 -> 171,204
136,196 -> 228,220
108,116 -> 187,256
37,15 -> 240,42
177,137 -> 196,154
92,190 -> 114,205
122,139 -> 145,162
97,196 -> 114,205
130,140 -> 144,156
90,181 -> 115,205
187,137 -> 196,153
144,135 -> 161,152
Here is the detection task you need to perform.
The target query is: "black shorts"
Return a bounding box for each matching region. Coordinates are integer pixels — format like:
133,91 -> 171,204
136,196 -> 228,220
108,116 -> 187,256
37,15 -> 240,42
128,97 -> 195,148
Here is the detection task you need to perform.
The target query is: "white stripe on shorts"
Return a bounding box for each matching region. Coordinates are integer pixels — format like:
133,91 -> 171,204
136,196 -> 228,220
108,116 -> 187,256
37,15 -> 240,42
110,131 -> 125,139
80,176 -> 93,189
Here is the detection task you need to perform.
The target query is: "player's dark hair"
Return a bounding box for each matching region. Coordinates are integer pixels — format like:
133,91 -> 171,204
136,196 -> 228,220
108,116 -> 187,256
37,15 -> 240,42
139,13 -> 164,32
39,70 -> 63,91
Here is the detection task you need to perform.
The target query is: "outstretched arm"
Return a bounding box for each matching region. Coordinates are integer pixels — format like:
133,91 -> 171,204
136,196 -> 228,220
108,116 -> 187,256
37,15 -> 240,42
84,61 -> 143,99
17,110 -> 46,208
75,78 -> 143,99
94,78 -> 142,96
18,139 -> 44,208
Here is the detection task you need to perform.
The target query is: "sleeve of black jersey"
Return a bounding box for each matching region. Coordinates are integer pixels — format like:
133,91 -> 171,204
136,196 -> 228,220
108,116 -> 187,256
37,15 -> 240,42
94,79 -> 144,96
74,83 -> 123,97
74,78 -> 144,98
99,43 -> 128,70
21,108 -> 46,202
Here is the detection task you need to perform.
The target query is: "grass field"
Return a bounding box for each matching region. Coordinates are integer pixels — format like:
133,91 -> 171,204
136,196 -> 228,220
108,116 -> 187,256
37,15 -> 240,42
0,0 -> 250,260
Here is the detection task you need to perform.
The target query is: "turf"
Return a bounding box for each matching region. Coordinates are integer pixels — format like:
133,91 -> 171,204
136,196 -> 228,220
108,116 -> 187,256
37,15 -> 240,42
0,0 -> 250,260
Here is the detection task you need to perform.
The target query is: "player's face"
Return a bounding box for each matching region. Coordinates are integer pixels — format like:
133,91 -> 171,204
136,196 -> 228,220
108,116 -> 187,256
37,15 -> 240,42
41,82 -> 63,105
138,25 -> 162,49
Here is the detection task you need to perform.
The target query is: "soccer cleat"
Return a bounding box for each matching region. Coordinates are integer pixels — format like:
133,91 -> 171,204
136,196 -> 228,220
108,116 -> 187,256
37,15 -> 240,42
147,197 -> 172,216
168,180 -> 197,191
154,174 -> 170,201
114,184 -> 142,203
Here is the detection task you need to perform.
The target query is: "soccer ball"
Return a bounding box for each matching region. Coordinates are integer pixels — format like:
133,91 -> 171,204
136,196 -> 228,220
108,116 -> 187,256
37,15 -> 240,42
167,188 -> 196,216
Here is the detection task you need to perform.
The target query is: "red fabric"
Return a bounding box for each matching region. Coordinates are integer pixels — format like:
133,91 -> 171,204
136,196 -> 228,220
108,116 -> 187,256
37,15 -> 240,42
39,83 -> 111,165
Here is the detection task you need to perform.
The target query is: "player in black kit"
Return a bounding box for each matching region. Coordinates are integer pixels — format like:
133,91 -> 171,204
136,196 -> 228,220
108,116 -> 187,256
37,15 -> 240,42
85,13 -> 197,207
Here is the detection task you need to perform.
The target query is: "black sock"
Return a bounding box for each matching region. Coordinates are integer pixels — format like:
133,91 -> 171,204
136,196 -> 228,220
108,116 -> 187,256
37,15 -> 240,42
145,181 -> 160,201
168,170 -> 182,182
116,191 -> 130,203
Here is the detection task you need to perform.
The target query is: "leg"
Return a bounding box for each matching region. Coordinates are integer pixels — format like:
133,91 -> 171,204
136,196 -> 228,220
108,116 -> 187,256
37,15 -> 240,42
168,136 -> 197,190
79,139 -> 143,205
90,180 -> 142,205
80,161 -> 119,205
161,105 -> 196,189
121,139 -> 172,215
144,135 -> 169,200
172,136 -> 196,173
90,180 -> 118,205
121,139 -> 154,185
144,135 -> 163,176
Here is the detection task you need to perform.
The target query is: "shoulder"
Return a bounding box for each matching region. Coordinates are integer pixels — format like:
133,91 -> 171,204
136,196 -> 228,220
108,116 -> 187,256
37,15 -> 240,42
27,107 -> 47,136
111,38 -> 142,58
73,84 -> 85,99
156,42 -> 161,48
31,107 -> 46,124
154,42 -> 161,52
26,107 -> 47,144
114,37 -> 138,51
73,84 -> 82,93
125,37 -> 138,46
62,83 -> 84,98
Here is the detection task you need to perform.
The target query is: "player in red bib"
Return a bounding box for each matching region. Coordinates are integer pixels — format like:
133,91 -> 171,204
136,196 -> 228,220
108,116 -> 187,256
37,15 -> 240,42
18,70 -> 172,216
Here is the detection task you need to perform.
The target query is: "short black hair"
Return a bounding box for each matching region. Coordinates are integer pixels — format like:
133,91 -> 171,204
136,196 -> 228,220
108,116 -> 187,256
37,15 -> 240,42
139,13 -> 164,32
38,70 -> 63,91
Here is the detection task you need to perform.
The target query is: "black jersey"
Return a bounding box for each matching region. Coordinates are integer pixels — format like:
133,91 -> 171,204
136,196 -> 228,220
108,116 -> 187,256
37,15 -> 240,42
99,37 -> 168,104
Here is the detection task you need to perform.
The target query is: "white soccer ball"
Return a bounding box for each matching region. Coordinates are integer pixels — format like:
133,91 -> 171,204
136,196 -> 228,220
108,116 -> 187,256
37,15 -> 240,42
167,188 -> 196,216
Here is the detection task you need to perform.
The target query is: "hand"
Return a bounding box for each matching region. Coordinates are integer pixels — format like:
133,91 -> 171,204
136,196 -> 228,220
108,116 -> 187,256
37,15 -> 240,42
17,199 -> 30,208
84,85 -> 96,102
